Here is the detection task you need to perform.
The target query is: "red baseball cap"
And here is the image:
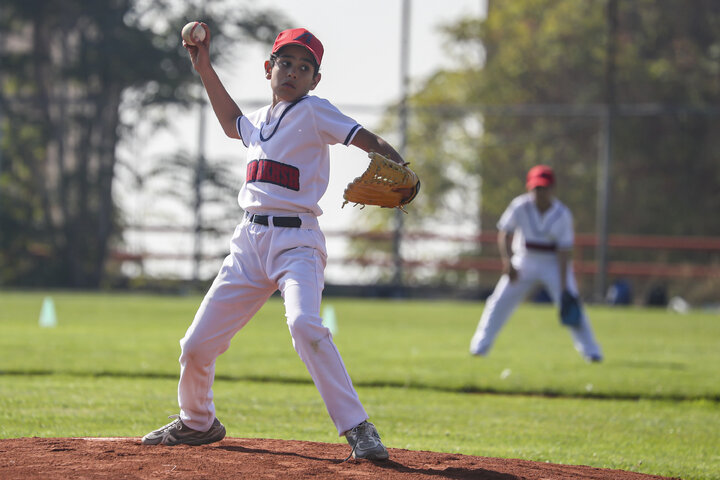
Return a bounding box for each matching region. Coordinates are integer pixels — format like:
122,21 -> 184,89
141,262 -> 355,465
272,28 -> 324,67
526,165 -> 555,190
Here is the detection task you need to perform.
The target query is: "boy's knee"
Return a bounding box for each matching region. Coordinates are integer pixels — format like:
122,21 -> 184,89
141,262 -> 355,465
287,313 -> 326,343
179,335 -> 216,366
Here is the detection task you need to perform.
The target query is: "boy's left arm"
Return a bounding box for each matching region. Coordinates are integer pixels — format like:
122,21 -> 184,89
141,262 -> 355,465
557,248 -> 571,292
350,128 -> 407,165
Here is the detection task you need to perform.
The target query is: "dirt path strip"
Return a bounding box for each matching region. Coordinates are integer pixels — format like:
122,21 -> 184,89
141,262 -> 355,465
0,437 -> 680,480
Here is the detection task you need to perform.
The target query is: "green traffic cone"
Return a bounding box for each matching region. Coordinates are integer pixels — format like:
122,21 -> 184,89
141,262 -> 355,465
322,304 -> 337,335
39,296 -> 57,328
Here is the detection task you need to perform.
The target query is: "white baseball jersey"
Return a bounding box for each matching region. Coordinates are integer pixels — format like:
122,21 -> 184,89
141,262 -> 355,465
236,95 -> 362,217
497,192 -> 574,264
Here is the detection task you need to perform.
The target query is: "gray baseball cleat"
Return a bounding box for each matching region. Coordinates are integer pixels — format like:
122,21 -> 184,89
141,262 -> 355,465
344,421 -> 389,460
142,415 -> 226,446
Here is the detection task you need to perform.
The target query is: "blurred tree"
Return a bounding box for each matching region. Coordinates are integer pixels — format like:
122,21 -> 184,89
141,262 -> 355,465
357,0 -> 720,285
0,0 -> 285,287
411,0 -> 720,233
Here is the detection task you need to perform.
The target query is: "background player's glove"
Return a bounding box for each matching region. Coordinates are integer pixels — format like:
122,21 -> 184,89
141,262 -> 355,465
342,152 -> 420,212
560,290 -> 582,327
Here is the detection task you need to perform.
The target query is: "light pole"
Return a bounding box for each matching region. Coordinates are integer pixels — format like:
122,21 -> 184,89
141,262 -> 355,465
192,96 -> 207,284
594,0 -> 617,301
392,0 -> 412,292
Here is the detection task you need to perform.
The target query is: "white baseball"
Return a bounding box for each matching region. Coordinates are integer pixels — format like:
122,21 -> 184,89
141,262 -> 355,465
182,21 -> 207,46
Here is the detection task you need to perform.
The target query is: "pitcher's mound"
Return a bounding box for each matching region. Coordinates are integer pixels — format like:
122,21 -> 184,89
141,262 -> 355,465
0,437 -> 677,479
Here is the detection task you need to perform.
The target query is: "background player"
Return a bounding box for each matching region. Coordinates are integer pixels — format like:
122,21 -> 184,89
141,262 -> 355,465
141,26 -> 406,460
469,165 -> 603,362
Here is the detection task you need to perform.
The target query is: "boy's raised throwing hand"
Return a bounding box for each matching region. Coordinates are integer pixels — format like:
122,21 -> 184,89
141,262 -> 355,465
183,22 -> 211,73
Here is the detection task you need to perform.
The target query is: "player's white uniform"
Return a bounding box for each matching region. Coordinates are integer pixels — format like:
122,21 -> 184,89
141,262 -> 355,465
177,95 -> 367,435
469,193 -> 603,360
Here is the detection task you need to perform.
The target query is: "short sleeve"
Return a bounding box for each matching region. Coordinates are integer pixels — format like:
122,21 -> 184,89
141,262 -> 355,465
237,115 -> 255,148
310,98 -> 362,146
497,198 -> 520,232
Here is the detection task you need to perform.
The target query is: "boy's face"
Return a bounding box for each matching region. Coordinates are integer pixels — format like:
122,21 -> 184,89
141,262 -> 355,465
531,185 -> 555,205
266,45 -> 321,104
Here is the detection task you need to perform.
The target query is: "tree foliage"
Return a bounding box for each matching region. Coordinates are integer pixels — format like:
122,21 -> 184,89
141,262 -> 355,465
358,0 -> 720,287
0,0 -> 285,287
383,0 -> 720,236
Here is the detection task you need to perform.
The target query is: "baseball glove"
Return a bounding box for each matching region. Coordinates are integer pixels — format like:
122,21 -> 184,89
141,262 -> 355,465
342,152 -> 420,212
560,290 -> 582,327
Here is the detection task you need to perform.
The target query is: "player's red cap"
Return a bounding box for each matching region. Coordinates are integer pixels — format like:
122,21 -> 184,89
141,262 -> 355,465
526,165 -> 555,190
272,28 -> 324,67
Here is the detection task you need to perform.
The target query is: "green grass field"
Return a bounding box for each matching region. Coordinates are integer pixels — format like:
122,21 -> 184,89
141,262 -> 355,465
0,291 -> 718,479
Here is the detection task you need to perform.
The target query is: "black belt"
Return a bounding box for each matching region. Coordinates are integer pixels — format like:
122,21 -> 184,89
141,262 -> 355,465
248,214 -> 302,228
525,241 -> 557,252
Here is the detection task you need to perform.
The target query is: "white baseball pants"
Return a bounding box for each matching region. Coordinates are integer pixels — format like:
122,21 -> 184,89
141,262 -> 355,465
469,255 -> 603,360
177,214 -> 368,435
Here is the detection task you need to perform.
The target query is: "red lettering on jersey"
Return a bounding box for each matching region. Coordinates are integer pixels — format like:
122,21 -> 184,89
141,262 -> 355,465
247,161 -> 259,181
246,159 -> 300,191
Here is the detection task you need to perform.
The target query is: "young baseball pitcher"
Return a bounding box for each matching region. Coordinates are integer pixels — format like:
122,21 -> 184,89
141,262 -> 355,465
141,26 -> 404,460
469,165 -> 603,362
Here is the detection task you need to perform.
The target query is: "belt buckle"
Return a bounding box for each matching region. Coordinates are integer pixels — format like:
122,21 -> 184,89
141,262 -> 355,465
248,214 -> 268,226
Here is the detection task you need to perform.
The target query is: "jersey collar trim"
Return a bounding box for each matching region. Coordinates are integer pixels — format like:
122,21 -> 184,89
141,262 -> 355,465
524,198 -> 562,237
260,96 -> 309,142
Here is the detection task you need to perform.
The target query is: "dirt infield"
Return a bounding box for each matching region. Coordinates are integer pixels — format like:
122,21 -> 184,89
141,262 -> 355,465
0,437 -> 678,479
